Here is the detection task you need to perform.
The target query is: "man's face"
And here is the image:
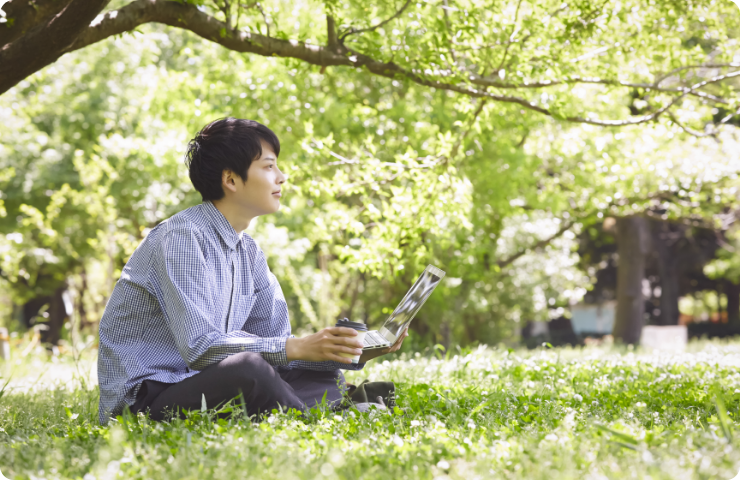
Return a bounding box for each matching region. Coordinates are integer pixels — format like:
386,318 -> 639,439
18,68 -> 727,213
229,141 -> 285,217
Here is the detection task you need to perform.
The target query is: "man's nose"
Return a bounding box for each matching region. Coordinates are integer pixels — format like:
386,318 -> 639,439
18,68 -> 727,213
276,167 -> 287,184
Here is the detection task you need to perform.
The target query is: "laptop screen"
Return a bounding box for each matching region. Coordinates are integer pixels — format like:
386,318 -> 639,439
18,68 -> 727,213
379,265 -> 446,342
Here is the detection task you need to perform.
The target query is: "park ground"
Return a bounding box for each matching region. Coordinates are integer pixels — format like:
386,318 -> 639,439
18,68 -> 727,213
2,340 -> 740,479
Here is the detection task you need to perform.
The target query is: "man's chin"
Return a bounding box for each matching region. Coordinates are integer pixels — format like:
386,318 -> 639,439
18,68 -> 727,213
266,201 -> 281,214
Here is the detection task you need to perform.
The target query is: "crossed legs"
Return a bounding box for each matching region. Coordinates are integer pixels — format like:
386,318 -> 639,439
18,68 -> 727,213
131,352 -> 346,421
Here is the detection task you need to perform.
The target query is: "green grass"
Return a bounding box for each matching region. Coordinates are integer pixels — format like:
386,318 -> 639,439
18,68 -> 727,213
3,341 -> 740,479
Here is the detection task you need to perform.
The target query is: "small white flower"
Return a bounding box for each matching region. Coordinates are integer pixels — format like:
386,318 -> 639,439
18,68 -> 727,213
574,394 -> 583,402
436,459 -> 450,470
410,420 -> 421,427
545,433 -> 558,441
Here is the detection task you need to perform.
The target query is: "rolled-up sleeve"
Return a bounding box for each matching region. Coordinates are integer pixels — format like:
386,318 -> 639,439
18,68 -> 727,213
150,226 -> 290,371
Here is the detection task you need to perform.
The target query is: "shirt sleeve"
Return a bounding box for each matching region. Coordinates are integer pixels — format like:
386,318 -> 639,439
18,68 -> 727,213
245,248 -> 365,372
150,225 -> 291,371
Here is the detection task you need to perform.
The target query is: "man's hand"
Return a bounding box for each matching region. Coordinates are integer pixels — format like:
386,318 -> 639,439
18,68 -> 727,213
285,327 -> 364,364
358,328 -> 409,363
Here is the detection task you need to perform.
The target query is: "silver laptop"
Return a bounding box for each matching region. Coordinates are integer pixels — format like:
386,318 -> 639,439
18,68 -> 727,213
363,264 -> 446,350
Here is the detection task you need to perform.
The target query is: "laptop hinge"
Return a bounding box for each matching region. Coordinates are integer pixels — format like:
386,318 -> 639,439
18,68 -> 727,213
379,326 -> 398,344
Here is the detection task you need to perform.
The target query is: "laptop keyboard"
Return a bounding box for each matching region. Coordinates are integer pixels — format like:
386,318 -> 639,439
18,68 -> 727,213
364,331 -> 390,347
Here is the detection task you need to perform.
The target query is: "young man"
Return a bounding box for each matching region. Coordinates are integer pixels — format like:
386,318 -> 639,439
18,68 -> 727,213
97,118 -> 407,424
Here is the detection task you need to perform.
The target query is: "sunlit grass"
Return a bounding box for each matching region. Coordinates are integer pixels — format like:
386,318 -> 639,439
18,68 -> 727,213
2,340 -> 740,479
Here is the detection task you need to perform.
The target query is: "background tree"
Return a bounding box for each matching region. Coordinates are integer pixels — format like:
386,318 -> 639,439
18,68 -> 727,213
706,226 -> 740,326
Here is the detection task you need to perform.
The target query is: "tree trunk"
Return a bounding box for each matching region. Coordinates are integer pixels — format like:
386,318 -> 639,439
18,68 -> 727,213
717,286 -> 725,322
22,295 -> 52,328
41,286 -> 68,345
613,216 -> 652,344
439,321 -> 451,350
727,281 -> 740,326
652,220 -> 680,325
78,268 -> 91,329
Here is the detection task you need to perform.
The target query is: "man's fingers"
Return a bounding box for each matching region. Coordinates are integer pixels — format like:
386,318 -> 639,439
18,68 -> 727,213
389,331 -> 409,351
337,345 -> 363,355
330,336 -> 364,348
327,353 -> 354,364
327,327 -> 358,337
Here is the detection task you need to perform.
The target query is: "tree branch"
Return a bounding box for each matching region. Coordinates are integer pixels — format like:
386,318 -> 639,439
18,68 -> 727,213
668,105 -> 740,138
719,106 -> 740,125
238,1 -> 268,37
3,0 -> 737,129
326,14 -> 338,52
494,0 -> 524,76
61,0 -> 740,127
496,218 -> 576,270
339,0 -> 412,42
466,72 -> 732,104
667,111 -> 716,138
654,63 -> 739,86
0,0 -> 75,47
450,99 -> 487,158
440,0 -> 457,64
0,0 -> 60,48
0,0 -> 109,94
66,0 -> 340,64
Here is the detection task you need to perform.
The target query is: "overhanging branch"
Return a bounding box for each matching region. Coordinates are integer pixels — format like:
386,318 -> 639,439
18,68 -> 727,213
2,0 -> 737,127
466,73 -> 732,104
0,0 -> 109,94
0,0 -> 75,46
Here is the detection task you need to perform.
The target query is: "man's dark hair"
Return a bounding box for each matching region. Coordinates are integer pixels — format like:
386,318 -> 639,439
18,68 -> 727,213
185,117 -> 281,201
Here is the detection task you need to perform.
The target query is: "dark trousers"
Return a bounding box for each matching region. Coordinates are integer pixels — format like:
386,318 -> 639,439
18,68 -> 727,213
130,352 -> 347,421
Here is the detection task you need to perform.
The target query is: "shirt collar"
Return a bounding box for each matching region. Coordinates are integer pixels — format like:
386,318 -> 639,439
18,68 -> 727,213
202,201 -> 242,250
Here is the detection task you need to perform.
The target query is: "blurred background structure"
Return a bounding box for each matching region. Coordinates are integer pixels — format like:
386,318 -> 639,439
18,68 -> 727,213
0,0 -> 739,352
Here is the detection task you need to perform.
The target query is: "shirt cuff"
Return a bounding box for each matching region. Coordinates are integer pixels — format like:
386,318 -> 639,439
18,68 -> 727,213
258,337 -> 289,366
344,361 -> 366,371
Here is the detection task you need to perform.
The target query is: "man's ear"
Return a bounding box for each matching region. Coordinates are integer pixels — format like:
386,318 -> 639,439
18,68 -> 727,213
222,170 -> 238,194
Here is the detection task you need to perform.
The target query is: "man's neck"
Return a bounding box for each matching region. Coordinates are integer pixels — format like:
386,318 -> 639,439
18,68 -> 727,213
211,199 -> 254,233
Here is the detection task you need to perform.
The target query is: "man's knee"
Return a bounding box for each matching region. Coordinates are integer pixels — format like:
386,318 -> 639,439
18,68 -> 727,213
221,352 -> 286,395
223,352 -> 274,379
221,352 -> 299,411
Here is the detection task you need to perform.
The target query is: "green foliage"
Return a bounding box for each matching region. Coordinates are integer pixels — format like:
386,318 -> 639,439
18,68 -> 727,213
1,0 -> 739,342
3,341 -> 740,478
706,228 -> 740,284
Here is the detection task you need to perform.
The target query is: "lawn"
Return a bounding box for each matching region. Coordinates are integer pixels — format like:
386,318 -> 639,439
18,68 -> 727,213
2,341 -> 740,479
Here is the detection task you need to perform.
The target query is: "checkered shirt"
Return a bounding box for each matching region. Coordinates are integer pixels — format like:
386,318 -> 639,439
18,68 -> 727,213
97,201 -> 364,424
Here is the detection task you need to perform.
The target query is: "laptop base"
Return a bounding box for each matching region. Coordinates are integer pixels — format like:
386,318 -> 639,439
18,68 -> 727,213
362,330 -> 392,350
